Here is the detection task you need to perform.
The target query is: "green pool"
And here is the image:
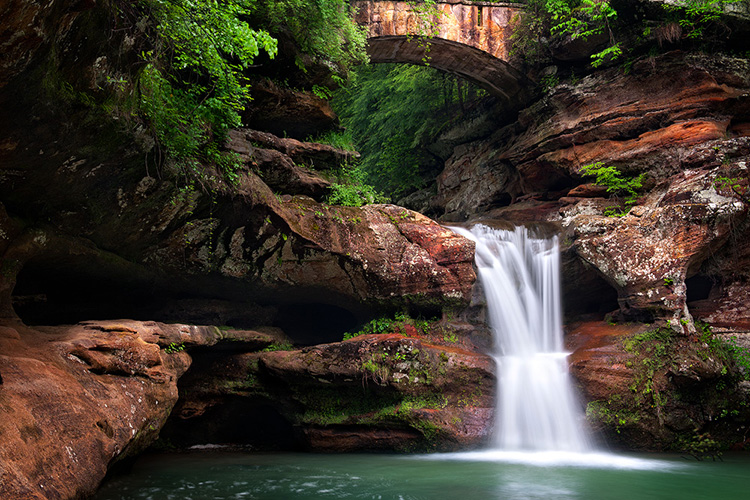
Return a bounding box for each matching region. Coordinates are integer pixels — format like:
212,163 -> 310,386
94,449 -> 750,500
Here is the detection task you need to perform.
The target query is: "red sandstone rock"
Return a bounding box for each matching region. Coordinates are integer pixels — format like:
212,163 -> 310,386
567,322 -> 645,402
691,281 -> 750,331
0,320 -> 225,500
257,333 -> 495,450
567,320 -> 744,450
438,52 -> 750,208
567,169 -> 747,325
255,201 -> 477,308
568,183 -> 609,198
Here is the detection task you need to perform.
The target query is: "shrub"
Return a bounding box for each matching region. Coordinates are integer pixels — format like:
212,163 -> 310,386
580,162 -> 644,207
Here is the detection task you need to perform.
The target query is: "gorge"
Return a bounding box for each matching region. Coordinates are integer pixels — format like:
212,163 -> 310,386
2,0 -> 750,498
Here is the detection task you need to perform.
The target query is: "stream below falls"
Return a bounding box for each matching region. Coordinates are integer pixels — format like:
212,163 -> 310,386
94,450 -> 750,500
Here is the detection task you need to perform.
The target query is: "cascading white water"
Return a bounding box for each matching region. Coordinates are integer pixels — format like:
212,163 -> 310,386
452,224 -> 590,452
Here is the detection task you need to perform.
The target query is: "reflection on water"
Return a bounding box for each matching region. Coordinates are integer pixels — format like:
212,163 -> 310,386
95,451 -> 750,500
418,450 -> 680,470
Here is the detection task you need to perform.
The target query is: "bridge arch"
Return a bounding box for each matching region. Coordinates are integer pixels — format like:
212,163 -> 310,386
352,1 -> 535,104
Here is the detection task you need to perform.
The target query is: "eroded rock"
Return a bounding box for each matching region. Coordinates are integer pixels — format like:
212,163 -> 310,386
0,320 -> 230,499
568,168 -> 747,325
568,321 -> 750,451
164,330 -> 495,452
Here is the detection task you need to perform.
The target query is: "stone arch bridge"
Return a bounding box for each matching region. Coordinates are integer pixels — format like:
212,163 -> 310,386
351,1 -> 533,103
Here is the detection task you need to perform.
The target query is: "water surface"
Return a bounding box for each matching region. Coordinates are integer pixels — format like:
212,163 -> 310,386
94,450 -> 750,500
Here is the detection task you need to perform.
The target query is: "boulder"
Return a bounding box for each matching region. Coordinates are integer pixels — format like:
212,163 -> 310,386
164,330 -> 495,452
568,320 -> 750,451
241,79 -> 339,140
0,320 -> 226,499
567,168 -> 747,325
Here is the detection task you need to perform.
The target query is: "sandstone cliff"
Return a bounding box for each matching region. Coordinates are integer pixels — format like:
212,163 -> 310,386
0,1 -> 481,497
429,50 -> 750,451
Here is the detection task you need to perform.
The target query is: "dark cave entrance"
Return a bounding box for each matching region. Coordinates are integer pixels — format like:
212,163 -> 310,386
686,275 -> 714,303
12,261 -> 363,349
157,397 -> 300,450
11,264 -> 163,325
274,303 -> 358,345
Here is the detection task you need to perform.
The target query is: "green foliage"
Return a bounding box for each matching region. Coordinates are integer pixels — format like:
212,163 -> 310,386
714,175 -> 749,205
307,129 -> 357,152
294,387 -> 447,443
662,0 -> 742,39
510,0 -> 622,67
294,387 -> 401,426
343,313 -> 437,341
623,327 -> 675,353
331,64 -> 485,199
580,162 -> 644,208
622,327 -> 676,411
327,164 -> 390,207
254,0 -> 368,74
133,0 -> 367,188
697,321 -> 750,380
676,433 -> 723,460
512,0 -> 740,70
406,0 -> 444,39
261,341 -> 294,352
603,205 -> 627,217
343,313 -> 409,341
590,42 -> 622,68
540,73 -> 559,92
164,342 -> 185,354
725,336 -> 750,377
137,0 -> 278,186
311,84 -> 332,100
442,329 -> 458,343
586,398 -> 640,433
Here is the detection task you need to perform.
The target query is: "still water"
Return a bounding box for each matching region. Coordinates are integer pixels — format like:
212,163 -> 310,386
95,450 -> 750,500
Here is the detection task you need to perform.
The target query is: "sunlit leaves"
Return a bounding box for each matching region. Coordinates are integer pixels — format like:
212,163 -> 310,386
511,0 -> 621,67
255,0 -> 369,74
138,0 -> 278,185
332,64 -> 481,198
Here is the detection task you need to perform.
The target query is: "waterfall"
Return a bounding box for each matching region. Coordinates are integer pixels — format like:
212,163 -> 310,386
452,224 -> 590,452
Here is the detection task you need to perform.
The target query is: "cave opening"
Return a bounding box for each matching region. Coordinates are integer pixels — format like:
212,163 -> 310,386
274,303 -> 358,345
11,264 -> 163,326
561,251 -> 620,322
158,397 -> 300,450
11,256 -> 371,352
686,275 -> 714,303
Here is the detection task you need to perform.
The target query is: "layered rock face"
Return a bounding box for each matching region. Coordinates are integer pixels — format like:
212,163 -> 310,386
0,320 -> 218,499
437,52 -> 750,325
162,326 -> 493,453
429,50 -> 750,451
0,1 -> 480,498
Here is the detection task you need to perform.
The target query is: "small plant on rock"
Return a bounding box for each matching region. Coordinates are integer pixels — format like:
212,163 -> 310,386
581,162 -> 645,213
164,342 -> 185,354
